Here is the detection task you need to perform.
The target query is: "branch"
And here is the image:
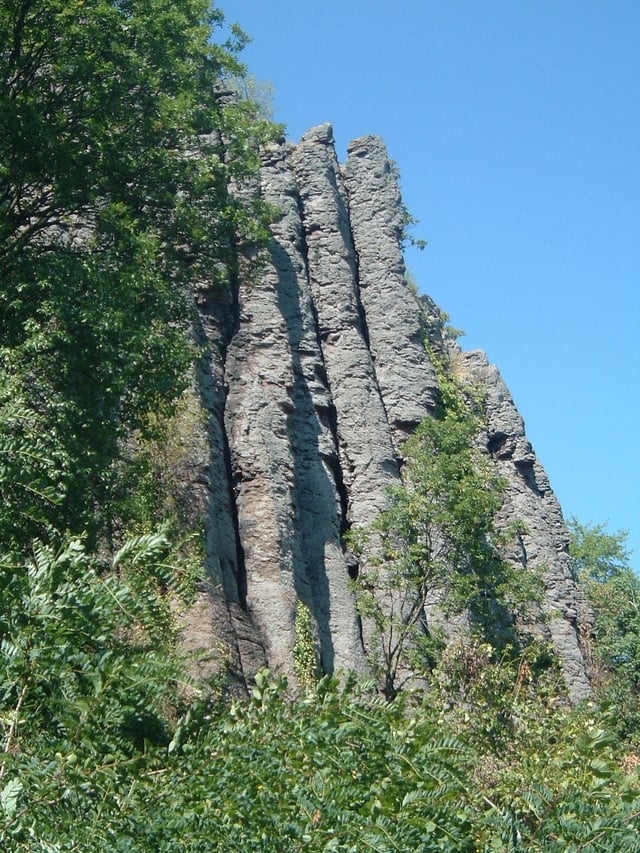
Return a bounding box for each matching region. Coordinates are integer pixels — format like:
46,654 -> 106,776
0,681 -> 28,781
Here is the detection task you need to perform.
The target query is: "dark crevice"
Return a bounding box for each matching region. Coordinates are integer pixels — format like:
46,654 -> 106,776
193,273 -> 249,611
346,551 -> 359,580
487,431 -> 506,452
294,190 -> 353,548
335,177 -> 372,353
221,279 -> 249,609
515,458 -> 542,496
352,257 -> 372,352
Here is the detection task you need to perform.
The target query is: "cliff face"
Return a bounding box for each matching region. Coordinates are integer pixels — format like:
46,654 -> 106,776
182,123 -> 592,702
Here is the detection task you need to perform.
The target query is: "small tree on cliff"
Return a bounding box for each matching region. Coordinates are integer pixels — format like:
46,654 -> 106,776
351,366 -> 540,699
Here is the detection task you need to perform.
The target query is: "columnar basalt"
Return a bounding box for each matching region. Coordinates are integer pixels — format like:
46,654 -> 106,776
457,350 -> 593,701
183,123 -> 592,702
224,139 -> 364,683
343,135 -> 440,441
289,125 -> 399,531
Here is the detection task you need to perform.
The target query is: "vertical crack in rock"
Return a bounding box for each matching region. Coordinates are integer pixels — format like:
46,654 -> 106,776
457,350 -> 593,702
343,135 -> 440,443
288,159 -> 352,548
179,290 -> 267,687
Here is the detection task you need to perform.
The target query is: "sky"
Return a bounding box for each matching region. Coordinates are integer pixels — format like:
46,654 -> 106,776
219,0 -> 639,563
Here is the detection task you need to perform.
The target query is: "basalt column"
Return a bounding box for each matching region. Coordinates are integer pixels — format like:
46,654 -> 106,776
290,125 -> 400,532
224,140 -> 363,682
458,350 -> 593,702
343,136 -> 440,441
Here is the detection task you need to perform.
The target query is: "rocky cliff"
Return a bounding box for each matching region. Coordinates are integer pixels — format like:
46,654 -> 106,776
181,122 -> 592,702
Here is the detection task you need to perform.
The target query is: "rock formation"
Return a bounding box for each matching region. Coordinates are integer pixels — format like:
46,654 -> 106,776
182,122 -> 592,702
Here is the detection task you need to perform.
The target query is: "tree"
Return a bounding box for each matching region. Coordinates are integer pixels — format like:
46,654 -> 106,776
568,517 -> 631,583
0,0 -> 259,265
351,371 -> 540,700
0,0 -> 276,547
569,518 -> 640,743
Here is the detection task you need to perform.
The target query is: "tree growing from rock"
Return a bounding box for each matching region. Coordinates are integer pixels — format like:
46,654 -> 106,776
351,367 -> 541,699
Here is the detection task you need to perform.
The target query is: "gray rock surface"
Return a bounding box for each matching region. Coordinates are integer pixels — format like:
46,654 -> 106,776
457,350 -> 592,702
185,286 -> 268,685
343,135 -> 439,441
289,124 -> 399,530
224,139 -> 363,684
187,124 -> 592,701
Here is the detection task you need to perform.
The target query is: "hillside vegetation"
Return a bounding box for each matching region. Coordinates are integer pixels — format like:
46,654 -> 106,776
1,1 -> 639,849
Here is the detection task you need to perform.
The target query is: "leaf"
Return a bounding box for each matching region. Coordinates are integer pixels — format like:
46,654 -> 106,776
589,758 -> 616,780
0,777 -> 23,819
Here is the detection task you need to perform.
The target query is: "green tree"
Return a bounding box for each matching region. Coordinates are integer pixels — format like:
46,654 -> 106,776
351,370 -> 540,699
0,0 -> 261,265
569,518 -> 640,743
569,517 -> 631,583
0,0 -> 276,548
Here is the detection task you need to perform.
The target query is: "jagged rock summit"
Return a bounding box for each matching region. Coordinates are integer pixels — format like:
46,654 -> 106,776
183,123 -> 592,702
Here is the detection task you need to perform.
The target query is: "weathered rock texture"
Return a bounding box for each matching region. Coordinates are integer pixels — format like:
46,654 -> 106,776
182,124 -> 592,702
457,350 -> 593,699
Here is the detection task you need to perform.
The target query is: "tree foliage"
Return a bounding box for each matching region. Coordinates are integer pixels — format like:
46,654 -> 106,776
0,533 -> 191,850
569,518 -> 640,744
569,517 -> 631,584
350,359 -> 541,699
2,666 -> 639,851
0,0 -> 277,548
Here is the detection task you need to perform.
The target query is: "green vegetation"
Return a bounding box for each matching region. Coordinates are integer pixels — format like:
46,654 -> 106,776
293,601 -> 319,691
2,660 -> 639,850
569,518 -> 640,746
349,353 -> 541,699
0,0 -> 276,552
1,1 -> 639,849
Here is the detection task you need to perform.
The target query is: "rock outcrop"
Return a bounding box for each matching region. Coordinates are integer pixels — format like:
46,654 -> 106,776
458,350 -> 593,699
182,123 -> 592,702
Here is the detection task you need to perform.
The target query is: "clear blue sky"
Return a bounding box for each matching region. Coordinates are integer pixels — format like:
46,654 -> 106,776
220,0 -> 639,564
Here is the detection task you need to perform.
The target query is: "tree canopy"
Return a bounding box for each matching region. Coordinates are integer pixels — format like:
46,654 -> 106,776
569,518 -> 640,744
0,0 -> 275,548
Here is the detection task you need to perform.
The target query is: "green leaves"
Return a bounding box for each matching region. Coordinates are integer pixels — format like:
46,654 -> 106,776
2,0 -> 224,254
0,7 -> 282,839
0,395 -> 65,547
351,362 -> 541,697
570,518 -> 640,745
0,533 -> 188,848
1,0 -> 279,549
0,778 -> 22,820
122,679 -> 478,852
569,517 -> 631,584
1,651 -> 639,851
